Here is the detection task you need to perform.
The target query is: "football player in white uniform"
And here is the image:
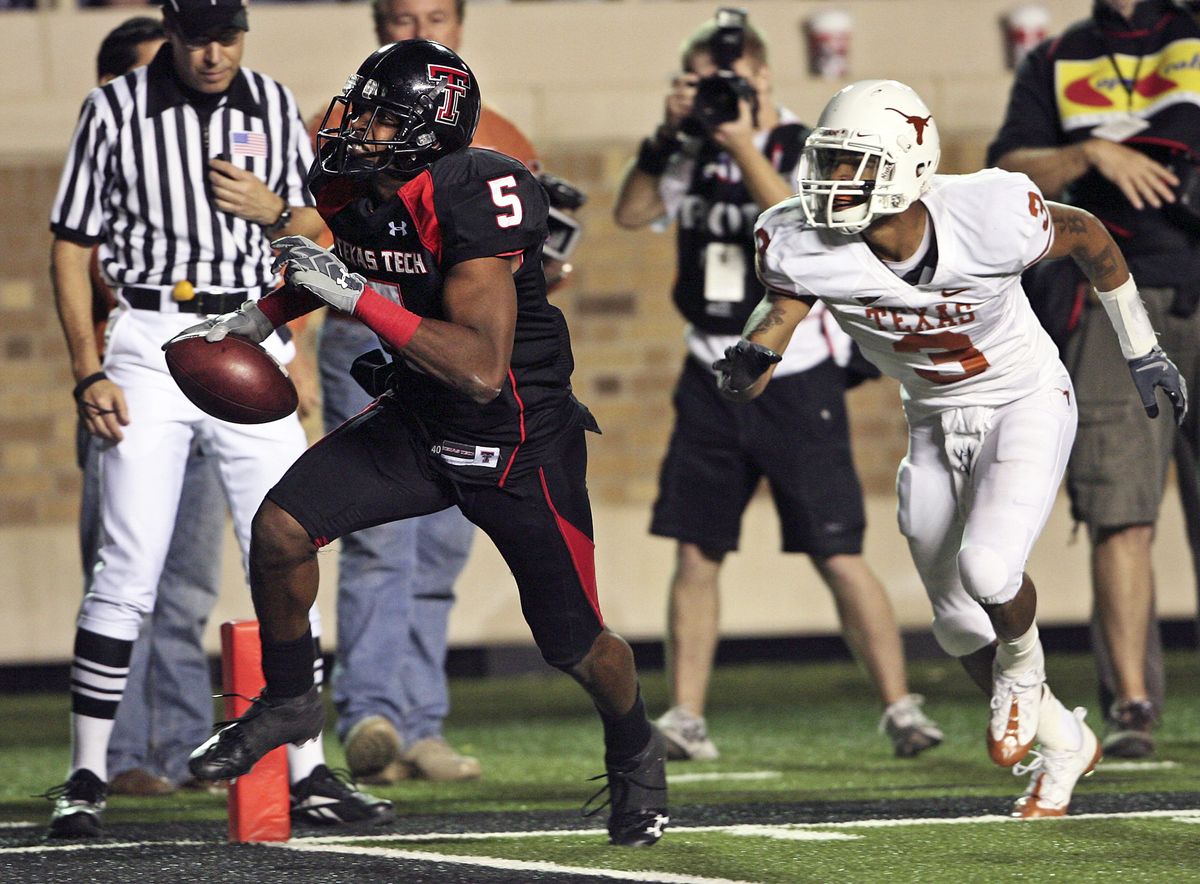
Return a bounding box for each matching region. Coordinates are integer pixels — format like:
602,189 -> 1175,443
717,80 -> 1187,817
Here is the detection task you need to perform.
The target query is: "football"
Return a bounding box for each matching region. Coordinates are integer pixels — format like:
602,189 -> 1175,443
164,334 -> 298,424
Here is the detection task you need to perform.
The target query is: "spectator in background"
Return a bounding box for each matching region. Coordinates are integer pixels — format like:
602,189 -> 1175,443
988,0 -> 1200,758
78,15 -> 225,800
44,0 -> 389,837
314,0 -> 583,787
612,15 -> 943,761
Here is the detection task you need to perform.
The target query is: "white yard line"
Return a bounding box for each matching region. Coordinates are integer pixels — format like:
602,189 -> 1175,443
1098,760 -> 1181,772
0,839 -> 207,854
273,840 -> 757,883
669,771 -> 782,783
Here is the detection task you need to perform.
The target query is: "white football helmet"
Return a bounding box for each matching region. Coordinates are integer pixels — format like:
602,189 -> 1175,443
797,79 -> 940,235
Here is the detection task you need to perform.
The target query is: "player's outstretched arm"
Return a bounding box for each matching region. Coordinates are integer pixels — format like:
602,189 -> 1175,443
716,291 -> 811,402
1045,202 -> 1187,424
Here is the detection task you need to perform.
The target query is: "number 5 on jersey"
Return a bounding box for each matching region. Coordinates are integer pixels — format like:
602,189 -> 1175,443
488,175 -> 523,228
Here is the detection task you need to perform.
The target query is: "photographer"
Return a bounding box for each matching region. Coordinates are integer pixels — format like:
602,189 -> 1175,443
614,11 -> 942,761
988,0 -> 1200,759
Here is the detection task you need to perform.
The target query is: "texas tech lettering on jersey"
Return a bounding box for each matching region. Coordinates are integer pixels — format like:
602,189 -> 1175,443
331,237 -> 428,275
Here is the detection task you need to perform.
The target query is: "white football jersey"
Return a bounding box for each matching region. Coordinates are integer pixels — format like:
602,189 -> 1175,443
756,169 -> 1062,415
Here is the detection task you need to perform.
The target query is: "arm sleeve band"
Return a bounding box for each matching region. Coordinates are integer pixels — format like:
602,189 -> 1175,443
256,286 -> 326,327
353,287 -> 422,350
1095,275 -> 1158,359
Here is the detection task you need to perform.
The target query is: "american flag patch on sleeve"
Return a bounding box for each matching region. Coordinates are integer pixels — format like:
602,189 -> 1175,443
231,130 -> 267,157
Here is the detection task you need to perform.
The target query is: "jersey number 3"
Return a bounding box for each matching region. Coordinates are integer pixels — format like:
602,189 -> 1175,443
488,175 -> 523,228
894,331 -> 990,384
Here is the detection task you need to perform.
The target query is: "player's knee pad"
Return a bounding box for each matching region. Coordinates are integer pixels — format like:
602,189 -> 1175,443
957,543 -> 1021,606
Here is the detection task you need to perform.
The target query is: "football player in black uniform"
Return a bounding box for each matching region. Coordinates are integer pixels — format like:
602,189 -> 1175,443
177,40 -> 668,847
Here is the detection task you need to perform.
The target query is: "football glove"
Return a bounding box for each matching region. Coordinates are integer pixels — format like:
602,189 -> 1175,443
163,300 -> 273,349
1128,346 -> 1188,425
713,339 -> 782,395
271,235 -> 366,314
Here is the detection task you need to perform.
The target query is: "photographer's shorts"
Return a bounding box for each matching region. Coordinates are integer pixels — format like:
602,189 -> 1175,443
1065,285 -> 1193,528
268,400 -> 605,669
650,356 -> 865,557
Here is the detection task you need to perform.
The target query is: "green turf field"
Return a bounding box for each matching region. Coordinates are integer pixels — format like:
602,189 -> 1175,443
3,649 -> 1199,882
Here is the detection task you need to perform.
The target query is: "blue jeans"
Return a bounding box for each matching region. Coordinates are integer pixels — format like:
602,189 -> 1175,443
80,428 -> 224,785
318,317 -> 476,744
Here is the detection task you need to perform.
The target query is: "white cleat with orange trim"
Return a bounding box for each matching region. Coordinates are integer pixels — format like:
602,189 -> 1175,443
987,664 -> 1045,767
1011,707 -> 1102,819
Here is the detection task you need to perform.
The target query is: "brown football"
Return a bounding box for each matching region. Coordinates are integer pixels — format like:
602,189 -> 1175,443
164,334 -> 298,424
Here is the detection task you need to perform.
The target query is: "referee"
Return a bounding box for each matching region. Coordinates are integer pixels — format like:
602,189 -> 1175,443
46,0 -> 391,838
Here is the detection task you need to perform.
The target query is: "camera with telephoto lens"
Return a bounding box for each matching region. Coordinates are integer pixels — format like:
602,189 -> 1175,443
680,7 -> 758,138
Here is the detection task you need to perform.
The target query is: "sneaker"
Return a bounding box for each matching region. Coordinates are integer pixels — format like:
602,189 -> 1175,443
1102,698 -> 1156,759
655,706 -> 719,761
344,715 -> 408,785
403,737 -> 482,782
109,768 -> 176,797
584,728 -> 669,847
290,764 -> 395,826
879,694 -> 944,759
188,686 -> 325,781
1011,707 -> 1102,818
45,769 -> 107,839
987,662 -> 1045,767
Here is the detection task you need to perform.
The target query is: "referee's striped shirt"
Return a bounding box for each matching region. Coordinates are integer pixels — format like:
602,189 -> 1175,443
50,45 -> 315,294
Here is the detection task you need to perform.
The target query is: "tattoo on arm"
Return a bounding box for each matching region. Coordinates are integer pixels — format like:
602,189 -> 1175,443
748,297 -> 787,338
1079,243 -> 1122,287
1052,212 -> 1087,238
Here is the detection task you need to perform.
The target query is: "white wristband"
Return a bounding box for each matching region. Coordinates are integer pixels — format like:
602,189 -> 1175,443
1094,276 -> 1158,360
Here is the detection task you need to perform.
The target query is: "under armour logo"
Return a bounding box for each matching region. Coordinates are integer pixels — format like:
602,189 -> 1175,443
335,267 -> 355,289
646,814 -> 670,839
885,107 -> 933,145
388,220 -> 407,237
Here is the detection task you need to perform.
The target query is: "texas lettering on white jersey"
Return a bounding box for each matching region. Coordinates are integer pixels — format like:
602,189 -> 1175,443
755,169 -> 1061,414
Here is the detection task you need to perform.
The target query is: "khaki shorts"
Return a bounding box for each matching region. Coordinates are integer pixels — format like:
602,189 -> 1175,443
1064,285 -> 1195,528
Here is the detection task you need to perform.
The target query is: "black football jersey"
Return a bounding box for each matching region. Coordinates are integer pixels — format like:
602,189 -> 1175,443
311,148 -> 592,485
672,121 -> 808,335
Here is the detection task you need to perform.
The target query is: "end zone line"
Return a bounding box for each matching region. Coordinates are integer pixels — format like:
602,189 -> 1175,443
273,840 -> 756,883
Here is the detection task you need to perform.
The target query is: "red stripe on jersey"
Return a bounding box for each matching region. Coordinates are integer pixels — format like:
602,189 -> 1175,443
497,368 -> 526,488
537,466 -> 604,628
398,169 -> 442,265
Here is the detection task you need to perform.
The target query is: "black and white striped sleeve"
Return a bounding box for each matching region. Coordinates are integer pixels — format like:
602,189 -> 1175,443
50,91 -> 113,244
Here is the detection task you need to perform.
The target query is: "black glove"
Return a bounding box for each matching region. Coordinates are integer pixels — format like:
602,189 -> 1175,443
1128,346 -> 1188,425
712,339 -> 782,395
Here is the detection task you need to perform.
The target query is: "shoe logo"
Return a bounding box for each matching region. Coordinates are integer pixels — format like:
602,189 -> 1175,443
646,813 -> 670,839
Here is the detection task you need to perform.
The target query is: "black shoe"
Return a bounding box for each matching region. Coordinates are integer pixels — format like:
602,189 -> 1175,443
584,728 -> 669,847
188,687 -> 325,781
290,765 -> 394,826
45,769 -> 107,839
1102,699 -> 1156,759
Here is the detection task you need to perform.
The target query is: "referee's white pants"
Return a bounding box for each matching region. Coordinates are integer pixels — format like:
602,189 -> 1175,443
80,339 -> 313,643
896,373 -> 1077,658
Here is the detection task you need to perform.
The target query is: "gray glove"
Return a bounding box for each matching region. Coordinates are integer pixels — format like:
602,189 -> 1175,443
1128,345 -> 1188,425
271,235 -> 366,314
163,300 -> 273,349
713,339 -> 782,395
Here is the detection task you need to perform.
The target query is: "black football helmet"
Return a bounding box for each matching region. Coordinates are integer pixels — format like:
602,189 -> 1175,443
316,40 -> 482,178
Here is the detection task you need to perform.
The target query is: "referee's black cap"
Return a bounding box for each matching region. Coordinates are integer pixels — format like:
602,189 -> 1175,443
160,0 -> 249,38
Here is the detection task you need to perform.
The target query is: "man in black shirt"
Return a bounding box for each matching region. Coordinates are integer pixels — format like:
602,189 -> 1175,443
181,40 -> 668,848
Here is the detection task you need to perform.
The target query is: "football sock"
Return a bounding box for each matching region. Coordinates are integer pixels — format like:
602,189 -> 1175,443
68,628 -> 133,782
288,634 -> 325,783
259,628 -> 315,699
601,689 -> 653,764
995,623 -> 1042,675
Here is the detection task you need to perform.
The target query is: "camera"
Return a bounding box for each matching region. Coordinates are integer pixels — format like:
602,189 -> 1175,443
680,7 -> 759,137
538,173 -> 587,262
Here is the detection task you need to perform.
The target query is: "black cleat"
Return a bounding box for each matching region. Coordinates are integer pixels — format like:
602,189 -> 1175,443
584,728 -> 669,847
189,687 -> 325,781
290,765 -> 395,826
45,769 -> 107,839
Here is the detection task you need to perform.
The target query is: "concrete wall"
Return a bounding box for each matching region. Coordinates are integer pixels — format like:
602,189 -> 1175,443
7,0 -> 1191,667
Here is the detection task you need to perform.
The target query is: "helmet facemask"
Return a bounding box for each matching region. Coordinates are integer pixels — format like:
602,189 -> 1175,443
797,139 -> 888,235
316,74 -> 448,179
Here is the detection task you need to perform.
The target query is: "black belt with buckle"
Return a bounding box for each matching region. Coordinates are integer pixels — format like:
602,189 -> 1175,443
123,286 -> 249,315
